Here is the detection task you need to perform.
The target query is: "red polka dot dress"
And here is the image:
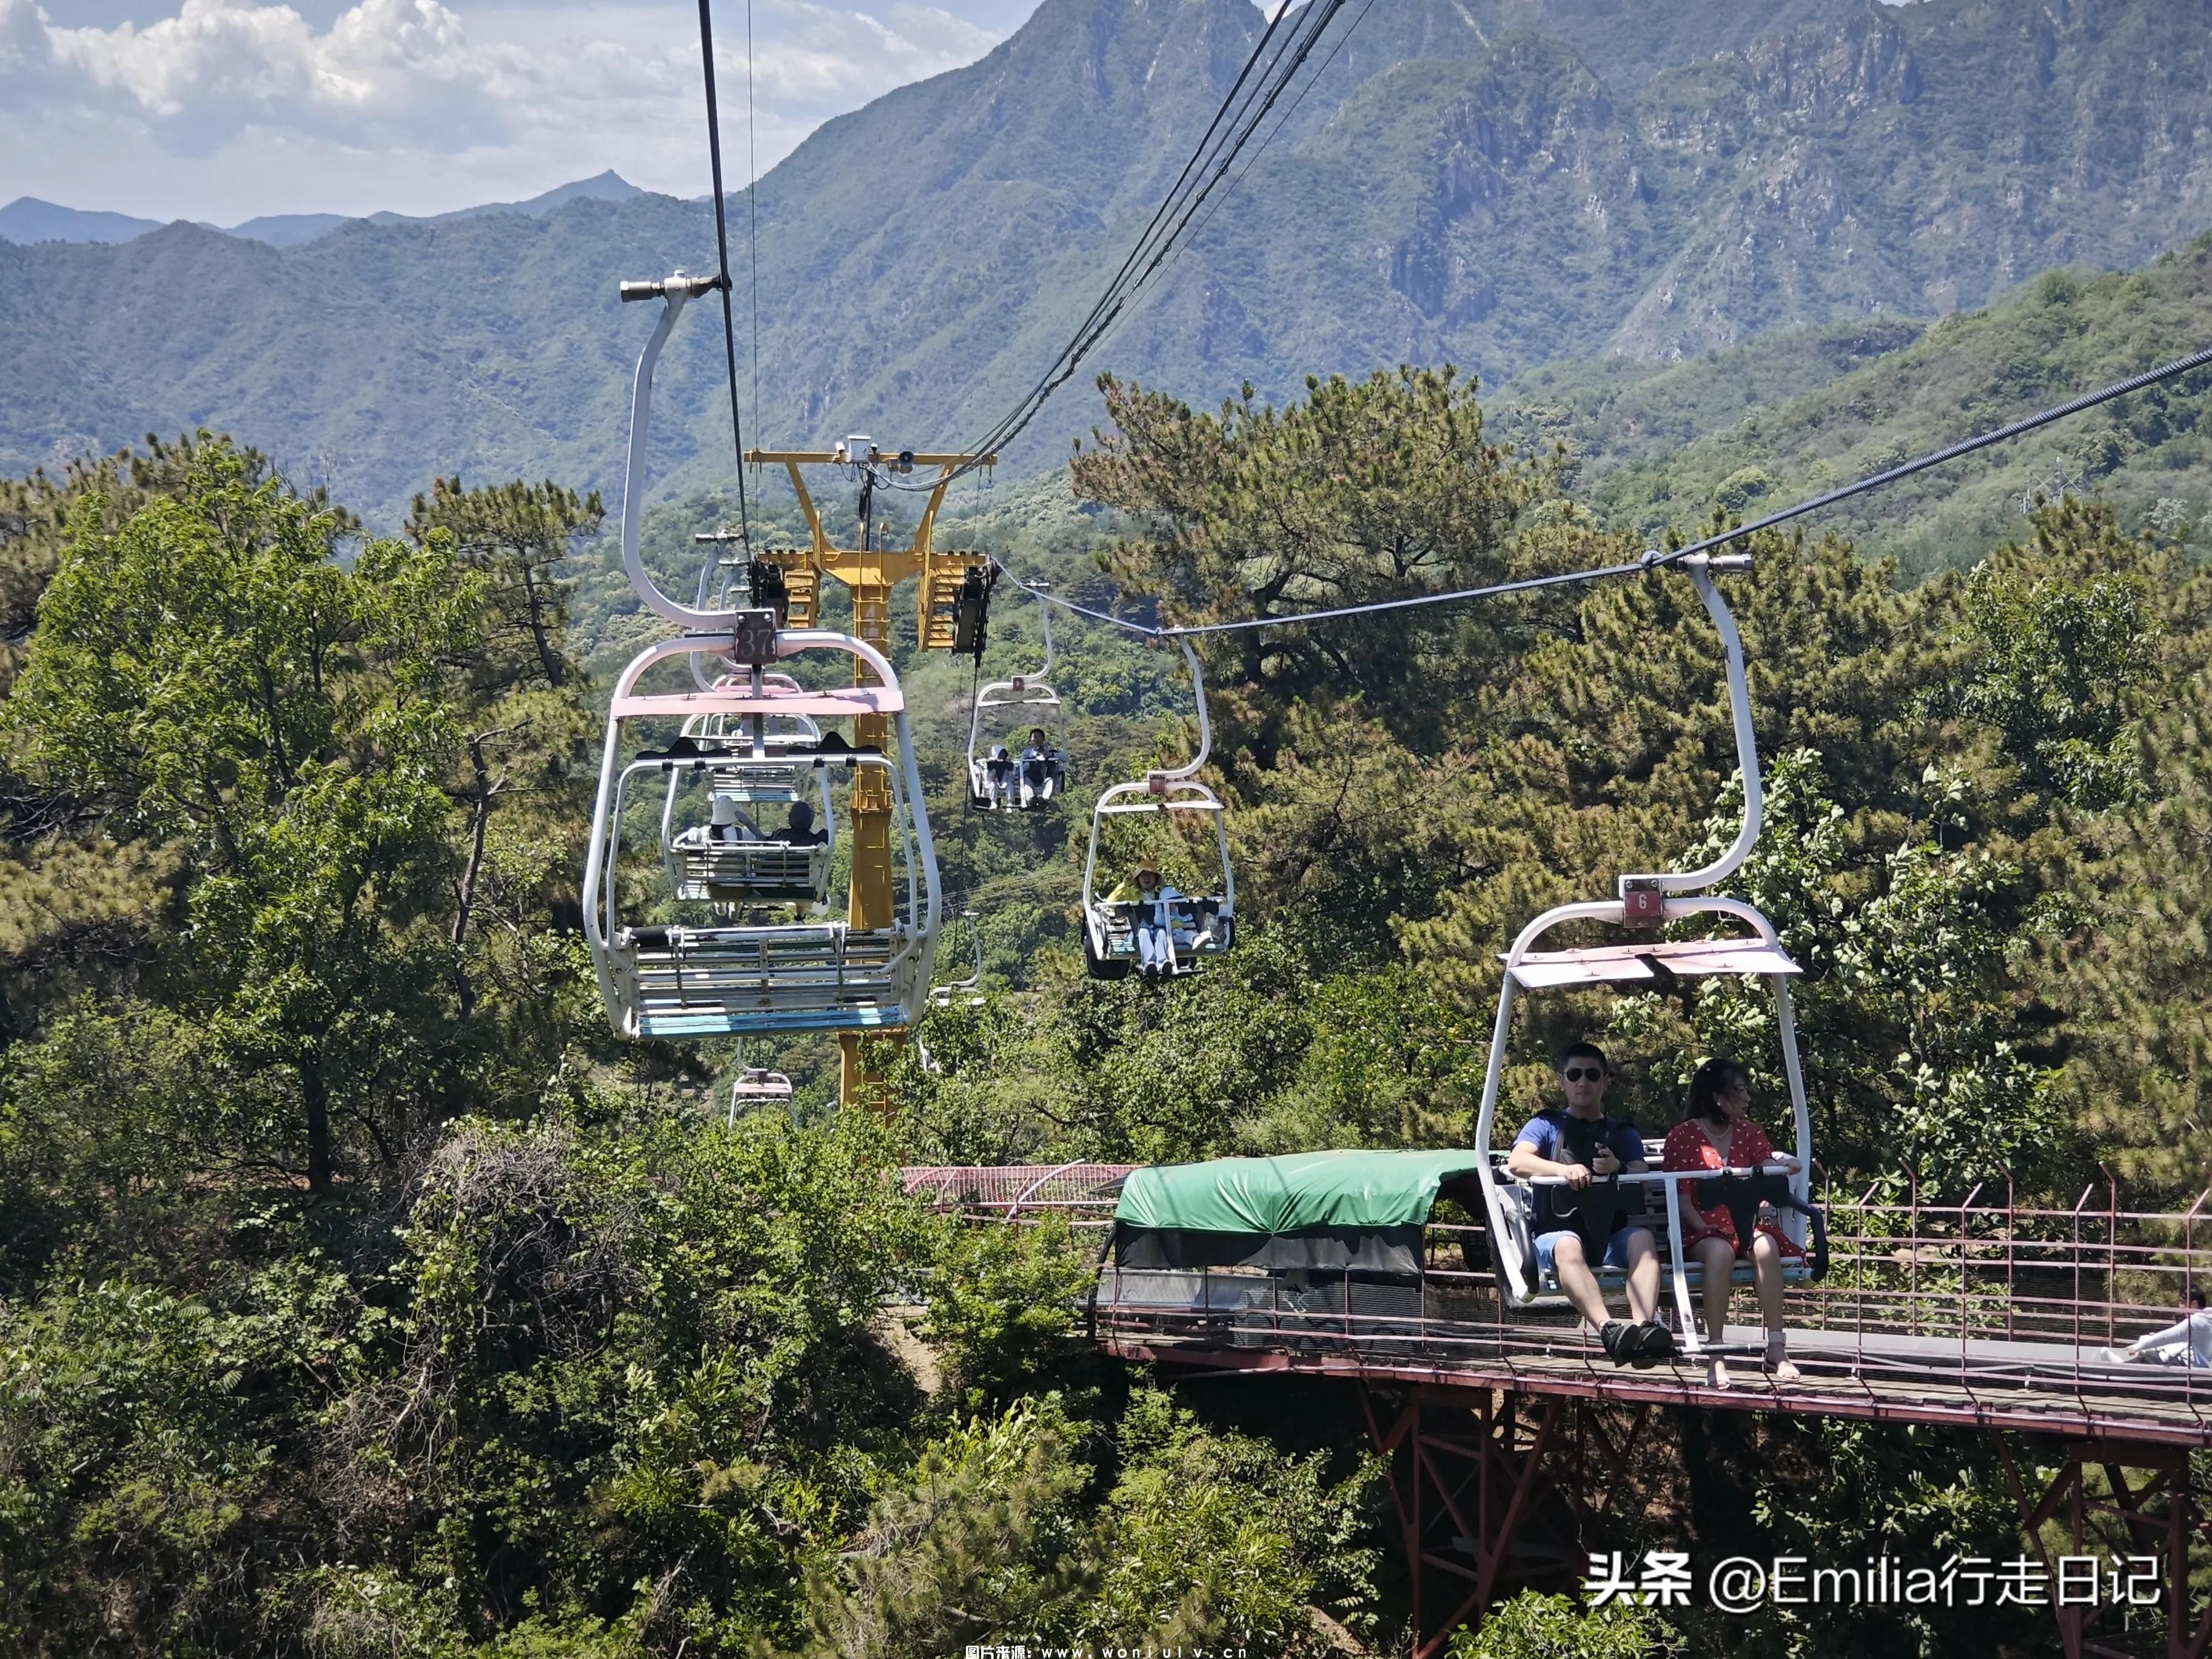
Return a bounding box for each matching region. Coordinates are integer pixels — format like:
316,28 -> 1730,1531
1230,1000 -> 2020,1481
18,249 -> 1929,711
1660,1118 -> 1806,1259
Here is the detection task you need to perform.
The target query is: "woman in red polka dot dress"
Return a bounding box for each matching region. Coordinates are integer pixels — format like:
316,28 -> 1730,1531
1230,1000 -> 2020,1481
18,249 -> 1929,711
1661,1057 -> 1805,1389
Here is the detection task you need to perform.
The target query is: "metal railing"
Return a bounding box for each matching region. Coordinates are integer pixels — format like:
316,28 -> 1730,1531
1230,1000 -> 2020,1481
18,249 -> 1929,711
905,1164 -> 2212,1434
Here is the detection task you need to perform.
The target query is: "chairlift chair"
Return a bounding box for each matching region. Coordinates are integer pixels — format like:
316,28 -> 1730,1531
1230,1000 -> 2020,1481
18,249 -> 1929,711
731,1066 -> 795,1106
1470,555 -> 1823,1357
1080,639 -> 1235,981
585,630 -> 942,1039
684,672 -> 825,753
593,273 -> 942,1042
967,584 -> 1070,812
726,1063 -> 796,1128
658,699 -> 837,907
929,910 -> 986,1009
660,756 -> 837,908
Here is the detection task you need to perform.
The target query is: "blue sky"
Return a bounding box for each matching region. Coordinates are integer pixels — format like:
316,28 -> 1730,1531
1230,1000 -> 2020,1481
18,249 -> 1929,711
1,0 -> 1041,223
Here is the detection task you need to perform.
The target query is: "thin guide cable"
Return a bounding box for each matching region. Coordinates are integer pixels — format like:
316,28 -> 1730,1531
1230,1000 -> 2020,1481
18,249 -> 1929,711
695,0 -> 752,547
745,0 -> 760,457
996,343 -> 2212,642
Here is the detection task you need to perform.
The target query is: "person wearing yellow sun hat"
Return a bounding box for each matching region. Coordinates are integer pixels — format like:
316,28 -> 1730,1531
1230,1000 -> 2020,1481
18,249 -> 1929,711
1106,857 -> 1185,977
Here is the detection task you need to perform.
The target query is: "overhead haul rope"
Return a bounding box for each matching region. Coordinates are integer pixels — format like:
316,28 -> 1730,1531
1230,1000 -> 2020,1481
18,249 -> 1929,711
885,0 -> 1361,493
745,0 -> 760,463
997,341 -> 2212,642
695,0 -> 752,549
1125,0 -> 1384,350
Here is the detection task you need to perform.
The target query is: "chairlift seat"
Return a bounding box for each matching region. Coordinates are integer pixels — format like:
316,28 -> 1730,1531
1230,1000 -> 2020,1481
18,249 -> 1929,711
970,748 -> 1067,812
673,838 -> 833,903
1091,896 -> 1233,961
1486,1156 -> 1816,1301
965,597 -> 1071,813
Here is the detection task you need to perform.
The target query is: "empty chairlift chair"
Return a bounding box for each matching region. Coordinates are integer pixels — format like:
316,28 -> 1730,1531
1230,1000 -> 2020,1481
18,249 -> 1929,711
728,1066 -> 795,1125
928,910 -> 985,1008
585,631 -> 942,1039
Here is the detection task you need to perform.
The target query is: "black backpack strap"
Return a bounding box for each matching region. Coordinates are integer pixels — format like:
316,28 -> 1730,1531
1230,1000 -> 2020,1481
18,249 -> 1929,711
1561,1115 -> 1627,1255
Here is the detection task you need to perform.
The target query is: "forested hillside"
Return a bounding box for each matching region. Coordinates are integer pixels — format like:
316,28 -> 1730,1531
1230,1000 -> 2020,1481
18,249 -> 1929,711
2,319 -> 2209,1649
7,0 -> 2212,518
1497,233 -> 2212,574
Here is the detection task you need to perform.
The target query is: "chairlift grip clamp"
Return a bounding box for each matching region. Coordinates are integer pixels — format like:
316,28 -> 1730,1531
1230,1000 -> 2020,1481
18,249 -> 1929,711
619,270 -> 727,303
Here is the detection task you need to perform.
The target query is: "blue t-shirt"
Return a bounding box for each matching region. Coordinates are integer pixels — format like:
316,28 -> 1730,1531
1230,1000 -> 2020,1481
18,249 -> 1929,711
1512,1110 -> 1645,1237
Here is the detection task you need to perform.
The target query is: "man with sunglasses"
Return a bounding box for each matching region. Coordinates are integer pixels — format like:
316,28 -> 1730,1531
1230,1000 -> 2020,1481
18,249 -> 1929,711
1506,1043 -> 1672,1362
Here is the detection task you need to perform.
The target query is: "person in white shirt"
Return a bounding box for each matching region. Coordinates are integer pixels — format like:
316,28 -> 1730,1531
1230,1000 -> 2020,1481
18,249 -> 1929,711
677,794 -> 760,846
1017,727 -> 1062,806
2105,1285 -> 2212,1366
984,745 -> 1016,809
1107,860 -> 1183,976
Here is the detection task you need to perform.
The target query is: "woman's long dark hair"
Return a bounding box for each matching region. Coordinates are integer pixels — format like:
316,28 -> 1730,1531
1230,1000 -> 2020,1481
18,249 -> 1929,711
1687,1057 -> 1752,1126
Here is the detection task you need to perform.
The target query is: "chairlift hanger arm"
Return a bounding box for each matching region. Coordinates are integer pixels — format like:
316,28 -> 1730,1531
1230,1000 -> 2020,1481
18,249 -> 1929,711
618,276 -> 760,632
1624,555 -> 1758,897
1152,637 -> 1213,782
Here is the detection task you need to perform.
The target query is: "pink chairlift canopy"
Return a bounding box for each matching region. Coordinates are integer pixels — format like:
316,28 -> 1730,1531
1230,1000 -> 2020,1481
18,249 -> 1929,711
1503,937 -> 1801,990
612,681 -> 903,720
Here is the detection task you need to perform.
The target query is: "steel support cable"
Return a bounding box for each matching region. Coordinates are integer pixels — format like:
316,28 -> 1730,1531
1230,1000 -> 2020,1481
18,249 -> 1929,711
1639,337 -> 2212,575
887,0 -> 1348,492
1013,0 -> 1352,409
988,341 -> 2212,642
1061,0 -> 1375,381
938,0 -> 1305,459
879,8 -> 1302,494
696,0 -> 752,548
1145,0 -> 1382,308
745,0 -> 760,457
1041,0 -> 1299,366
1039,0 -> 1351,386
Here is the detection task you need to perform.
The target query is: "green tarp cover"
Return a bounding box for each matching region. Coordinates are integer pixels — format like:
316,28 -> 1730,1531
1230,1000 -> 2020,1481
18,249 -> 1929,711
1113,1150 -> 1489,1235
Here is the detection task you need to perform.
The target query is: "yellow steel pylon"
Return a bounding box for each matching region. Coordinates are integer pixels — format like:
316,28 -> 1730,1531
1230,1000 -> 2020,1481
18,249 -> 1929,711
743,447 -> 994,1108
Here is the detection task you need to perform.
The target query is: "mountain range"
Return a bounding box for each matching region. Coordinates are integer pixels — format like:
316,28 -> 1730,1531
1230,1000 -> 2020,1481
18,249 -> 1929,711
5,0 -> 2212,525
0,172 -> 645,250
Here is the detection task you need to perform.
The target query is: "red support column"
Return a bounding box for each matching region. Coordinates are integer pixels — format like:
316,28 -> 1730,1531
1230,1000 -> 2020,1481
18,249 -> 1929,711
2000,1433 -> 2212,1659
1365,1386 -> 1582,1659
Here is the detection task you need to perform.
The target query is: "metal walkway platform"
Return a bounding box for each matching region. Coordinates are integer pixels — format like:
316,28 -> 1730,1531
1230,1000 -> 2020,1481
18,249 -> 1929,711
910,1164 -> 2212,1658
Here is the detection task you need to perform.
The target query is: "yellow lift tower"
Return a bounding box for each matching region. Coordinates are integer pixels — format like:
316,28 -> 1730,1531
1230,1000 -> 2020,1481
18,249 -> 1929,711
743,443 -> 996,1106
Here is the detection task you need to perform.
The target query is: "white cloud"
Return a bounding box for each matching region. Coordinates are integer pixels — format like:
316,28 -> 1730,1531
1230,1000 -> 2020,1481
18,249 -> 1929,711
13,0 -> 492,143
0,0 -> 1005,219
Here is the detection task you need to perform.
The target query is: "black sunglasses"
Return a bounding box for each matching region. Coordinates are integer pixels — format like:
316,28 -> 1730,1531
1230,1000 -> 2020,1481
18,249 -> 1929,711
1563,1066 -> 1605,1082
